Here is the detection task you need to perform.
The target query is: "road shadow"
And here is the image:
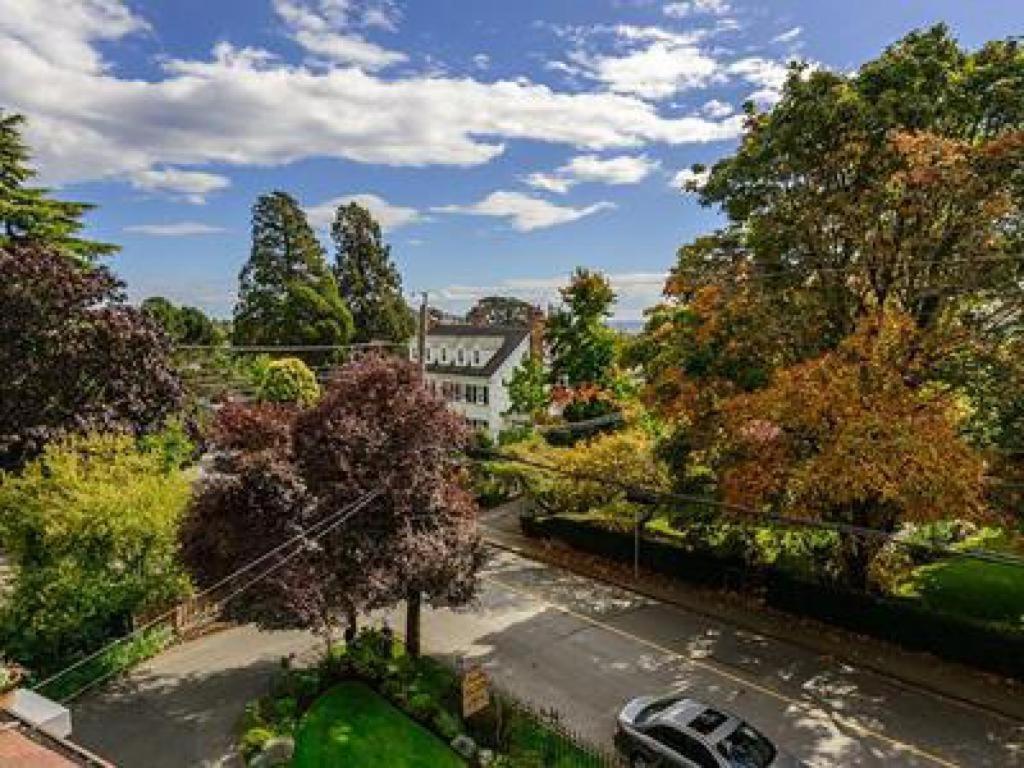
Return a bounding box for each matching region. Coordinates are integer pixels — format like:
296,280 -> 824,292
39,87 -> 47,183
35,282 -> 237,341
423,551 -> 1024,768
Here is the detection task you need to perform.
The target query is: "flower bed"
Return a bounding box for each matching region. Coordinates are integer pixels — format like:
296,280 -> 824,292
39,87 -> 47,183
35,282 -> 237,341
239,628 -> 621,767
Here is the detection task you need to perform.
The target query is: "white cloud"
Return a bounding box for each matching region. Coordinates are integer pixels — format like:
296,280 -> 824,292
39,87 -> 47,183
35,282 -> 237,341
472,53 -> 490,70
671,166 -> 710,192
0,0 -> 744,191
434,191 -> 615,231
124,222 -> 227,236
663,0 -> 731,18
435,271 -> 668,323
728,56 -> 790,91
701,98 -> 734,118
728,56 -> 792,108
527,154 -> 658,193
573,37 -> 720,99
273,0 -> 406,70
130,168 -> 231,204
772,27 -> 803,44
305,193 -> 422,230
524,173 -> 575,195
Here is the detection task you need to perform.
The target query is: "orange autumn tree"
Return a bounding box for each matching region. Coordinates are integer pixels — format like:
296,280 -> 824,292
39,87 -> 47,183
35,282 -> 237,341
719,311 -> 989,590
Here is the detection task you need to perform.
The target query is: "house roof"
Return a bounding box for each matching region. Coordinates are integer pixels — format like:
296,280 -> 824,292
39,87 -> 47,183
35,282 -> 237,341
0,710 -> 112,768
422,325 -> 530,377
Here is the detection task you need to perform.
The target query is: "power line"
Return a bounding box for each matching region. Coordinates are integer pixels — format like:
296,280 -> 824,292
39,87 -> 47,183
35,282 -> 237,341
32,488 -> 381,695
174,342 -> 408,353
471,448 -> 1024,569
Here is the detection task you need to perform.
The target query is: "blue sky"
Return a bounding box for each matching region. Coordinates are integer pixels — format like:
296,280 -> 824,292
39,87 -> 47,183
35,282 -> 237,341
2,0 -> 1021,322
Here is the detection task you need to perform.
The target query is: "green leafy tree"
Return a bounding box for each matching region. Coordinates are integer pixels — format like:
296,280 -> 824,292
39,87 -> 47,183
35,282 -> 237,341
0,432 -> 192,672
467,296 -> 537,327
505,356 -> 550,417
234,191 -> 353,347
688,26 -> 1024,344
331,202 -> 414,343
258,357 -> 321,406
142,297 -> 224,346
0,111 -> 116,261
547,268 -> 617,388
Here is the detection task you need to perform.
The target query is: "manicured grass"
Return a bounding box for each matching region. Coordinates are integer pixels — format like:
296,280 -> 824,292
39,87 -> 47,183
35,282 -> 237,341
899,535 -> 1024,629
294,681 -> 464,768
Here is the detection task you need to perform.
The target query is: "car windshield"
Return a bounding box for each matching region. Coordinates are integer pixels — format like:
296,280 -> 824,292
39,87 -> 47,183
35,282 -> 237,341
634,697 -> 683,726
716,723 -> 777,768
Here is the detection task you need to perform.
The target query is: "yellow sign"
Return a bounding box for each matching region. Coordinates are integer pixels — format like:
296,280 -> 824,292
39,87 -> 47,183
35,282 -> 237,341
462,666 -> 490,718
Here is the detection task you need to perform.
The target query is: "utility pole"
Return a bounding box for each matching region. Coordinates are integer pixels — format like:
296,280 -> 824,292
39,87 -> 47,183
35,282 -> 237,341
418,291 -> 428,376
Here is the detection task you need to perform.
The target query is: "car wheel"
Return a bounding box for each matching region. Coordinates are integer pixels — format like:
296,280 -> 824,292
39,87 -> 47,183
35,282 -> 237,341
630,754 -> 649,768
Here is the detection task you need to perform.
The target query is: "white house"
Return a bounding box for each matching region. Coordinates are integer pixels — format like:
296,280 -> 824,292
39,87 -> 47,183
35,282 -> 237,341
410,325 -> 532,436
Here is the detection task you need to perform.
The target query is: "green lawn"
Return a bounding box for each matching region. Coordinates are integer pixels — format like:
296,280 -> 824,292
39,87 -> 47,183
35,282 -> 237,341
293,682 -> 464,768
899,553 -> 1024,629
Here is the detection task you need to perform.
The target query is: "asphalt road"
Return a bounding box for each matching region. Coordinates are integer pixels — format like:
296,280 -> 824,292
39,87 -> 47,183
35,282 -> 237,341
72,549 -> 1024,767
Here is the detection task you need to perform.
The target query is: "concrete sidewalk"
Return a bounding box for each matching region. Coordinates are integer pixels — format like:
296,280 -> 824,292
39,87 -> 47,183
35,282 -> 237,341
480,499 -> 1024,723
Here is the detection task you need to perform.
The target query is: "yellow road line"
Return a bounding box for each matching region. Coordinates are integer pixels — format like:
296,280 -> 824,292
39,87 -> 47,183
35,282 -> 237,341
484,574 -> 961,768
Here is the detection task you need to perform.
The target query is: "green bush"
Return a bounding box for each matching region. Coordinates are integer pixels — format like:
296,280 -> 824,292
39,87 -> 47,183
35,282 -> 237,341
241,727 -> 275,759
258,357 -> 320,405
407,692 -> 438,722
0,433 -> 192,674
432,709 -> 462,742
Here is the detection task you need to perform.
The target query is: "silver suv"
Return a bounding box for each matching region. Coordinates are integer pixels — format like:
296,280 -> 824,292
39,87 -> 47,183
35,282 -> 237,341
615,695 -> 804,768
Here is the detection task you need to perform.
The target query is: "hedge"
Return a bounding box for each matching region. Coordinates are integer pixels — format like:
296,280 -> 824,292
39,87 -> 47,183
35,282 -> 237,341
521,514 -> 1024,681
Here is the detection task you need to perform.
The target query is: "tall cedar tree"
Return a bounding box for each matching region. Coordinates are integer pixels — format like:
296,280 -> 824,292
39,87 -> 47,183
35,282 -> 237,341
547,268 -> 617,388
234,191 -> 353,347
181,357 -> 484,656
0,111 -> 116,261
331,202 -> 414,344
0,242 -> 181,470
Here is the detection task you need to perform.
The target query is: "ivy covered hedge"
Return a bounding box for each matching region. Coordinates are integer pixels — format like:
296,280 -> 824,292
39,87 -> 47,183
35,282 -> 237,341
521,514 -> 1024,681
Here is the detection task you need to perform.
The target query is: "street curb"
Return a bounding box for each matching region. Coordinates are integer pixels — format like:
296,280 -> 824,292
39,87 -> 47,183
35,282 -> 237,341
482,529 -> 1024,726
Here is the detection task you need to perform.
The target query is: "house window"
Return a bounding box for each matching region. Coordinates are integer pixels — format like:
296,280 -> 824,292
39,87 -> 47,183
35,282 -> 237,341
473,349 -> 481,366
441,347 -> 448,363
457,348 -> 465,365
454,382 -> 462,401
426,348 -> 433,363
480,386 -> 489,405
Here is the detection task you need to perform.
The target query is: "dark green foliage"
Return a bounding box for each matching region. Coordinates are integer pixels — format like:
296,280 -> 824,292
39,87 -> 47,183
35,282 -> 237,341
0,111 -> 116,261
547,268 -> 617,388
0,242 -> 182,470
331,202 -> 414,344
234,191 -> 353,347
467,296 -> 537,327
141,297 -> 224,346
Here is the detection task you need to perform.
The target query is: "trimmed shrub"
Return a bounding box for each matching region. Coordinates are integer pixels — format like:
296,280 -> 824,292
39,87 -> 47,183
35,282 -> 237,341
258,357 -> 320,405
241,727 -> 274,758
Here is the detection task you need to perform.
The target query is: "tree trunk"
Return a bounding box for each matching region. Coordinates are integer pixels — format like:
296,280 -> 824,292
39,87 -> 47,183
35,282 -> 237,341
344,607 -> 358,646
405,590 -> 422,657
838,532 -> 882,593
